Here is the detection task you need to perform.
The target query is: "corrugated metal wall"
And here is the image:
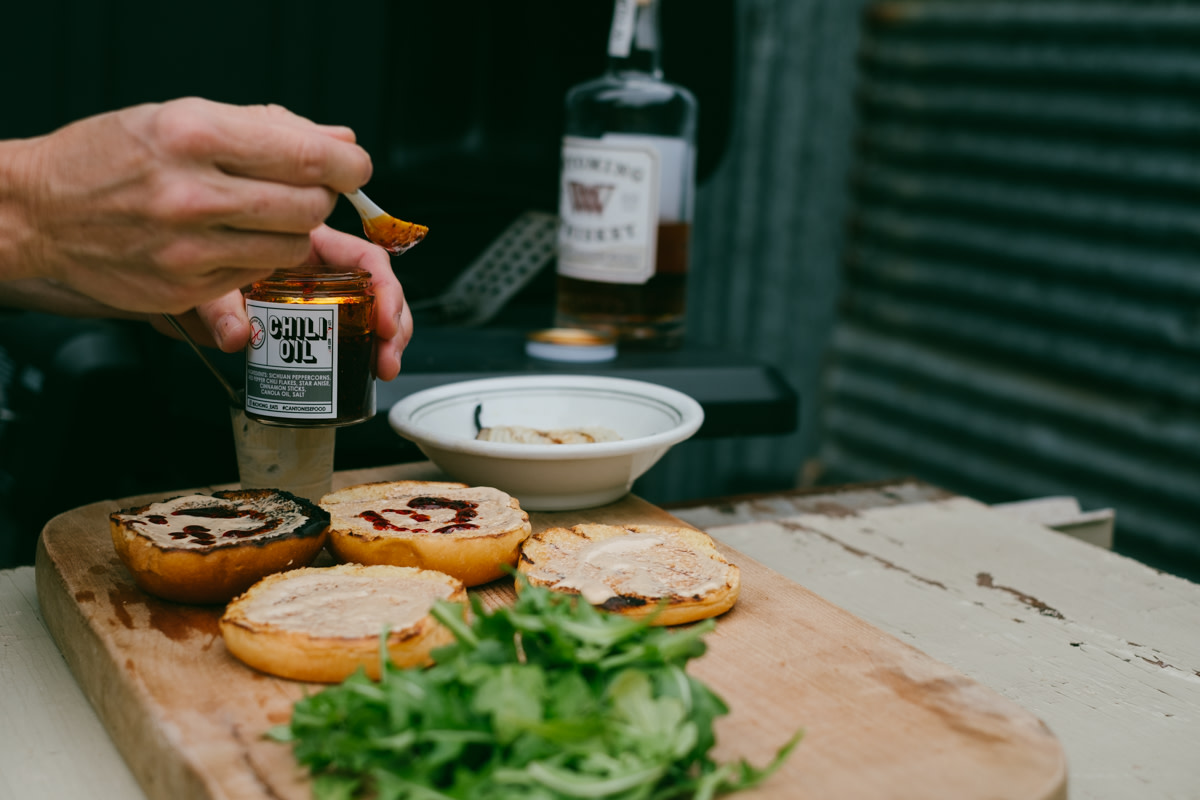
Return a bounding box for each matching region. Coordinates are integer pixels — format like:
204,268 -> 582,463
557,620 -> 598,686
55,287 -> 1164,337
636,0 -> 872,502
819,1 -> 1200,577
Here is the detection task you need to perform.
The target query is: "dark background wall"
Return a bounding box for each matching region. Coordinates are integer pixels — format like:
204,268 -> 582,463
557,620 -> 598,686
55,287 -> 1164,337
0,0 -> 785,567
6,0 -> 1199,585
1,0 -> 733,292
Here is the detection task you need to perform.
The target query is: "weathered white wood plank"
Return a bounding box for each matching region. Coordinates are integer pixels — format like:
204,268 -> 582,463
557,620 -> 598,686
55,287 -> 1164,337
688,495 -> 1200,800
0,567 -> 143,800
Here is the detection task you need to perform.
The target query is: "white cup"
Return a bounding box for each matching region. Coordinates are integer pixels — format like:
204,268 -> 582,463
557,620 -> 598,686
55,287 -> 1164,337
230,407 -> 336,503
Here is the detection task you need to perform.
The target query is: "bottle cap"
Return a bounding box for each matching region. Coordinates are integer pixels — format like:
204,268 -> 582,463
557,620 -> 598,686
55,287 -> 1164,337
525,328 -> 618,363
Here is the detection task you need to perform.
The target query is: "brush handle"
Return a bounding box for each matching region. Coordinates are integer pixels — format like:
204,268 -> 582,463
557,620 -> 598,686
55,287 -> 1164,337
343,188 -> 386,220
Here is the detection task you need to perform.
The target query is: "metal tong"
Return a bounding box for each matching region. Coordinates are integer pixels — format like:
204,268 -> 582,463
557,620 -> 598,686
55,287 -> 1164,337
161,314 -> 243,408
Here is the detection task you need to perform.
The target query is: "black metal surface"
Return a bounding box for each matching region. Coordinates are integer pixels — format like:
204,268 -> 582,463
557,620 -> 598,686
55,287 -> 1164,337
380,328 -> 797,433
0,314 -> 797,569
337,326 -> 799,471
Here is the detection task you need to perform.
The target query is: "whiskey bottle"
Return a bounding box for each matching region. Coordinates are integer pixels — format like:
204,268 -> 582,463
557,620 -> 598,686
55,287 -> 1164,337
554,0 -> 698,348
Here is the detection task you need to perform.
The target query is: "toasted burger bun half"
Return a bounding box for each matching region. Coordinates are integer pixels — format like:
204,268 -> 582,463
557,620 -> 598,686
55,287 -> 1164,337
219,564 -> 466,682
321,480 -> 532,587
109,489 -> 330,605
517,523 -> 741,626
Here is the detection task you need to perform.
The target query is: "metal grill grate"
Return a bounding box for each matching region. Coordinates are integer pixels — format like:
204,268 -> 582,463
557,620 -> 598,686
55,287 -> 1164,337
820,1 -> 1200,576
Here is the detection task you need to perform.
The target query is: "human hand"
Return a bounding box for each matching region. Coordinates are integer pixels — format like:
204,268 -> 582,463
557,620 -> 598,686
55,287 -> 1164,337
3,97 -> 372,314
156,225 -> 412,381
303,225 -> 412,383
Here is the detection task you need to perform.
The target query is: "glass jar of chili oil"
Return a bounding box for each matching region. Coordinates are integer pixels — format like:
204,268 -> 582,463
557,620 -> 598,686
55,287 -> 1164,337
243,266 -> 376,427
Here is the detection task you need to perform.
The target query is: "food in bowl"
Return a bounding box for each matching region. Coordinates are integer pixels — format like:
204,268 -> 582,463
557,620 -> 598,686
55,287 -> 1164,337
475,424 -> 622,444
388,375 -> 705,511
320,480 -> 532,587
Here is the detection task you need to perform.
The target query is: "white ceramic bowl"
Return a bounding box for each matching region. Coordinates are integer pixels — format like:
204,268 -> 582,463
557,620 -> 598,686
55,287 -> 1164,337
387,375 -> 704,510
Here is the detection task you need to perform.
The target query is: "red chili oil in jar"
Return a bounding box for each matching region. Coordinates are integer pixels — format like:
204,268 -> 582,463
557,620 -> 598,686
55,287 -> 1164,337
243,266 -> 376,427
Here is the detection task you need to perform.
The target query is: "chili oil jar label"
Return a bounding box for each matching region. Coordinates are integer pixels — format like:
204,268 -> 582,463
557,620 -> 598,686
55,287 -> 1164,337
243,267 -> 376,427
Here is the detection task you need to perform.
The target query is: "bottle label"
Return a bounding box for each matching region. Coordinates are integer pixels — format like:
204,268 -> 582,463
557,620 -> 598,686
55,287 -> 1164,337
558,135 -> 662,285
244,299 -> 339,421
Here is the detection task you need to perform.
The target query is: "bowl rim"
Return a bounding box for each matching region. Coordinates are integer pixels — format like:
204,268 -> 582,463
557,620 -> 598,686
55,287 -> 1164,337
387,374 -> 705,461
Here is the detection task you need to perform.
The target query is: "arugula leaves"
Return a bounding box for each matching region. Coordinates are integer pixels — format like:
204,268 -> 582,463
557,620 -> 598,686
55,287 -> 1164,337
269,581 -> 801,800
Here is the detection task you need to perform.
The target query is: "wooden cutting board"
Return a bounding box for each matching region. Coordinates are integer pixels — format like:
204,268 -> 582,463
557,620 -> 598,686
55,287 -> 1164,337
36,463 -> 1067,800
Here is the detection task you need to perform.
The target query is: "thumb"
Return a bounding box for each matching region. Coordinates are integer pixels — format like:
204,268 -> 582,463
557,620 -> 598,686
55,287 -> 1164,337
196,289 -> 251,353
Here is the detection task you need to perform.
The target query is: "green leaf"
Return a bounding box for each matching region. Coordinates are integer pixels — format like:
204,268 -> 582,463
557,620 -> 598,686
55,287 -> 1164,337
311,773 -> 361,800
265,724 -> 294,743
471,664 -> 547,743
524,760 -> 666,798
269,580 -> 802,800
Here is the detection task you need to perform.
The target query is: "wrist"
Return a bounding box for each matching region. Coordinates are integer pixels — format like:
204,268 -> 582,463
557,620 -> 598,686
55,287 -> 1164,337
0,136 -> 47,282
0,276 -> 140,317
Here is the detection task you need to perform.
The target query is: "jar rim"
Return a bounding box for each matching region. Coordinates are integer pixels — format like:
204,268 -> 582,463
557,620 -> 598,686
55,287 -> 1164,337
259,266 -> 372,284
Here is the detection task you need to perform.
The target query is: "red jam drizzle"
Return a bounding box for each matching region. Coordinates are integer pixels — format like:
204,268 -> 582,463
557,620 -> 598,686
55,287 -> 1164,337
409,496 -> 478,526
385,508 -> 431,523
359,496 -> 481,534
169,525 -> 215,543
435,523 -> 480,533
153,505 -> 282,544
408,496 -> 475,513
359,509 -> 428,533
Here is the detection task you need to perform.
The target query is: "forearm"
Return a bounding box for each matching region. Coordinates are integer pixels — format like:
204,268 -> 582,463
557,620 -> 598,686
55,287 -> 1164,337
0,136 -> 139,319
0,136 -> 46,283
0,276 -> 145,319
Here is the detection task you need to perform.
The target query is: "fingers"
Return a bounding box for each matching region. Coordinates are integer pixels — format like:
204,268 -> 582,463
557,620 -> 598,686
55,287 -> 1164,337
195,289 -> 253,352
371,296 -> 409,382
150,99 -> 373,193
152,228 -> 313,275
307,225 -> 411,381
87,263 -> 264,317
145,289 -> 250,352
11,97 -> 393,346
139,99 -> 368,242
104,238 -> 283,315
152,171 -> 339,235
381,296 -> 415,382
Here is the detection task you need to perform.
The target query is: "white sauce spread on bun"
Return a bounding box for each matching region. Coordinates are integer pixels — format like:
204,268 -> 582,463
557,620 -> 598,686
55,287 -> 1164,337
227,567 -> 458,638
531,531 -> 728,605
111,490 -> 326,551
518,523 -> 740,625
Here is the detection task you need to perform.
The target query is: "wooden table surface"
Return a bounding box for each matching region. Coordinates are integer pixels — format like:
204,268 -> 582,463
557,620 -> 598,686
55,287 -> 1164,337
3,467 -> 1199,799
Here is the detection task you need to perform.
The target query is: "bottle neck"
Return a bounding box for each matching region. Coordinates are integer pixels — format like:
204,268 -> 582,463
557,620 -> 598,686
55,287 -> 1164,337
606,0 -> 662,79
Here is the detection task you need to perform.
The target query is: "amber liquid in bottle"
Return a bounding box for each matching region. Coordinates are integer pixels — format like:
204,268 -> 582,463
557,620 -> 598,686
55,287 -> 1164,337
556,221 -> 689,346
